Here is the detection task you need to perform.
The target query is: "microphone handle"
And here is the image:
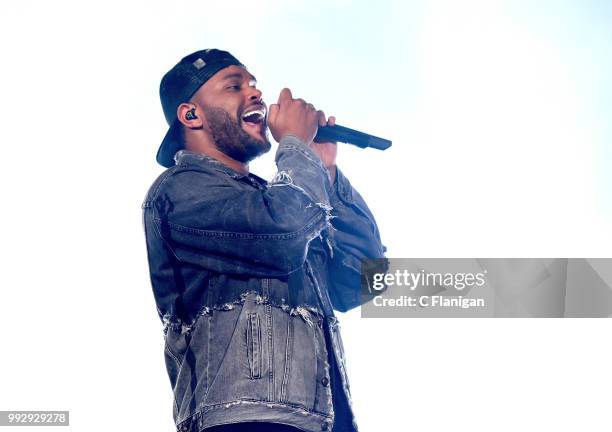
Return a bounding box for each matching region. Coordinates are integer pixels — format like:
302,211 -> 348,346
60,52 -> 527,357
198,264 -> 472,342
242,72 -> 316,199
314,124 -> 392,150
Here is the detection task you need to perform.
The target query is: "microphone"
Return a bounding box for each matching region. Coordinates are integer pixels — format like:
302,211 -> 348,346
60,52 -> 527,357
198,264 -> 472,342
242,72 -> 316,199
314,124 -> 392,150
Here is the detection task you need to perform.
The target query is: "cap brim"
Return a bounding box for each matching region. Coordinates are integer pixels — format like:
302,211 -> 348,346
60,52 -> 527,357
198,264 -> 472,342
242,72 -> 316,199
156,119 -> 183,168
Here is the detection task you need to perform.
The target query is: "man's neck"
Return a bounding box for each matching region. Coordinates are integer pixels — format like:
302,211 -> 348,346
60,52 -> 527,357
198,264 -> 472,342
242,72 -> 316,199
185,142 -> 249,175
201,147 -> 249,175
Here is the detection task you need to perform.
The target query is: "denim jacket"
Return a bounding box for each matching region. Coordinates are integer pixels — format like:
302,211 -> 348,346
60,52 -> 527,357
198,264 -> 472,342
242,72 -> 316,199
142,135 -> 386,432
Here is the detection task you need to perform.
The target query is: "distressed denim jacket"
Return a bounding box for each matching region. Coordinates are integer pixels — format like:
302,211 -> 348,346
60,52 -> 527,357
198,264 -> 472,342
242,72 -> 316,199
142,135 -> 386,432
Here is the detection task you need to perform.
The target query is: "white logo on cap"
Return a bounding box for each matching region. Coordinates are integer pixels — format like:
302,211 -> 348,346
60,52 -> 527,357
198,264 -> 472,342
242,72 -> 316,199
193,58 -> 206,70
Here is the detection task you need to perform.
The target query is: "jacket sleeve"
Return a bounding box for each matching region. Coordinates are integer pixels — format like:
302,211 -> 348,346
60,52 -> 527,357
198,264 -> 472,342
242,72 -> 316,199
150,135 -> 334,277
326,167 -> 388,312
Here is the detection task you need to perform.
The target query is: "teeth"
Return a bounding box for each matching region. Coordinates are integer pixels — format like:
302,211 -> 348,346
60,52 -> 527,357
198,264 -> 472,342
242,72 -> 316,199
242,108 -> 266,120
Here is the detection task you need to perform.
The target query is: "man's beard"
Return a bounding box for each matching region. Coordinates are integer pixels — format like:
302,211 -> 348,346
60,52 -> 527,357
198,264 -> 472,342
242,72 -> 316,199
202,106 -> 271,163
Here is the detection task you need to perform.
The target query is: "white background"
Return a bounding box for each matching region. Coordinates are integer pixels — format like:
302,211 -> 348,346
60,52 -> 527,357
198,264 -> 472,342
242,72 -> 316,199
1,1 -> 611,431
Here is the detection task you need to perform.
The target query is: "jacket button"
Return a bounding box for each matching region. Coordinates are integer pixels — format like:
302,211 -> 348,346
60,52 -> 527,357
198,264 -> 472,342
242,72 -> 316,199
321,376 -> 329,386
321,420 -> 330,431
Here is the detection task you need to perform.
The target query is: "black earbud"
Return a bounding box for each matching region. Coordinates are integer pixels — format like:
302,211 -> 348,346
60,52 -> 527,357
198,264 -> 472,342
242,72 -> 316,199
185,108 -> 198,121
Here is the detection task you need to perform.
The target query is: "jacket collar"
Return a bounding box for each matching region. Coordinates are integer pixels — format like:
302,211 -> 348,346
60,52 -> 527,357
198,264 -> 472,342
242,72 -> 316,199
174,149 -> 268,186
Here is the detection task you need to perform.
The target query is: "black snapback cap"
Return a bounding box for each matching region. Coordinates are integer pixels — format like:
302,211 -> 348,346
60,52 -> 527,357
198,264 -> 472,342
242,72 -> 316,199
157,49 -> 245,168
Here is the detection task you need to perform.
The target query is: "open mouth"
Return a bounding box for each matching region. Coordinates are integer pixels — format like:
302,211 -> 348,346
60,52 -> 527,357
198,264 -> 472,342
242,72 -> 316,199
241,107 -> 266,128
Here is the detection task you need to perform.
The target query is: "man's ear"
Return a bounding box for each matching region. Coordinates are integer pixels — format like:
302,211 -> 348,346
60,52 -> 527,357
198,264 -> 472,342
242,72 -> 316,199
177,103 -> 203,129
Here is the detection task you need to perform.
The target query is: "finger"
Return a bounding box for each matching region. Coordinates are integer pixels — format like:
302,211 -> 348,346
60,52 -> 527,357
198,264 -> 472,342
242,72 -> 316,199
278,88 -> 292,105
328,115 -> 336,126
268,103 -> 279,125
317,110 -> 326,127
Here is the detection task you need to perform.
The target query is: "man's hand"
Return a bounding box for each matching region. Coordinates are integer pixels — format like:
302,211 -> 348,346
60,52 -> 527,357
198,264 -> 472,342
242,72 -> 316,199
267,88 -> 319,145
268,88 -> 338,184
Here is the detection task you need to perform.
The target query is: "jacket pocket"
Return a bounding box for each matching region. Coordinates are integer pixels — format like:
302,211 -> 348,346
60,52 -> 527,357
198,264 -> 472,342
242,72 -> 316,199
246,312 -> 262,379
281,309 -> 321,412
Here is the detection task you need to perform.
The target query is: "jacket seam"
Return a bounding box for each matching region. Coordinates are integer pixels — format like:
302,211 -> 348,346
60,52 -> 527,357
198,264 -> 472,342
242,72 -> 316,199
164,342 -> 183,365
179,398 -> 333,424
153,210 -> 327,241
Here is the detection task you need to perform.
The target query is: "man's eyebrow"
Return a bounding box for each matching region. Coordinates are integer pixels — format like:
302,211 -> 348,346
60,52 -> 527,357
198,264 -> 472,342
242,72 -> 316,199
220,72 -> 257,82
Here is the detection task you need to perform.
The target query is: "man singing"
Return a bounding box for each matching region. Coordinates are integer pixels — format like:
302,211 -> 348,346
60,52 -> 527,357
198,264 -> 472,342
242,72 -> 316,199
142,49 -> 385,432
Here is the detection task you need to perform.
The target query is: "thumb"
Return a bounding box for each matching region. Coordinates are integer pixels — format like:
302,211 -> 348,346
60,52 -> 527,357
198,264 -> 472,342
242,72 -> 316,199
267,103 -> 279,126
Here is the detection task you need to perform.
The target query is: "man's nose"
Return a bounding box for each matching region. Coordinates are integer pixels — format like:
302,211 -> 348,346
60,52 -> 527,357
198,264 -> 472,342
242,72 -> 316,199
247,86 -> 263,102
